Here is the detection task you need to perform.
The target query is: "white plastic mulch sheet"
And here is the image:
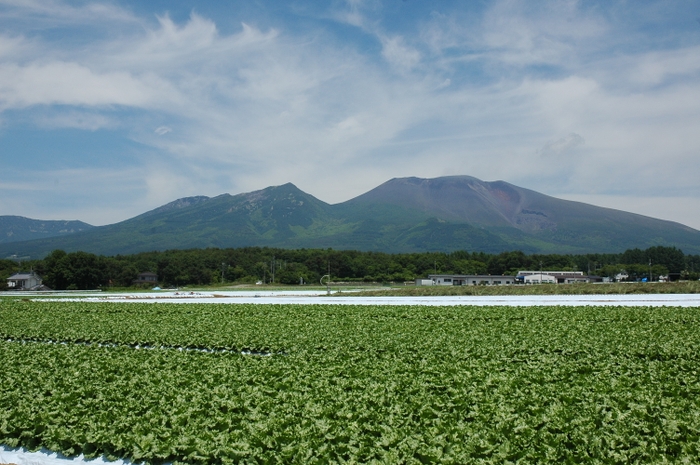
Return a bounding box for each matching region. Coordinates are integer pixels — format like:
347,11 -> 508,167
23,290 -> 700,306
0,445 -> 141,465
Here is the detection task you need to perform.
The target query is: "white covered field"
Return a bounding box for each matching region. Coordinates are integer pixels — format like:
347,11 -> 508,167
14,289 -> 700,307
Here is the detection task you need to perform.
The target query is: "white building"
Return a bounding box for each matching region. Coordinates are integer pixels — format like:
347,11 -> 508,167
7,271 -> 45,290
516,271 -> 590,284
521,273 -> 557,284
418,274 -> 516,286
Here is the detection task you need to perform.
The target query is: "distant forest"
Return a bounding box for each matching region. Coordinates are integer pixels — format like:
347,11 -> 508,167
1,246 -> 699,290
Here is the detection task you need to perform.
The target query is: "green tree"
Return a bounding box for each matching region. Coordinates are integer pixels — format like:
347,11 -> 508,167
115,263 -> 139,287
65,251 -> 108,289
0,258 -> 19,291
42,250 -> 71,290
646,246 -> 684,274
276,262 -> 314,285
487,251 -> 530,275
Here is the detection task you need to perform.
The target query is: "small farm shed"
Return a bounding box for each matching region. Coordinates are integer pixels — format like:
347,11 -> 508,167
7,271 -> 45,290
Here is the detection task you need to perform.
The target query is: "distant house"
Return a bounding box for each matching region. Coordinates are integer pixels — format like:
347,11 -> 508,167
7,271 -> 49,290
133,272 -> 158,286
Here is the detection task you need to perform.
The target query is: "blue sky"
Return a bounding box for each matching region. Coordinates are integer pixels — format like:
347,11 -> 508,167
1,0 -> 700,230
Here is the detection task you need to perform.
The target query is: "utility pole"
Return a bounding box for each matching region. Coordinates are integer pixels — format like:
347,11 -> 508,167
649,259 -> 653,283
271,256 -> 275,284
321,274 -> 330,295
221,263 -> 227,284
320,261 -> 331,295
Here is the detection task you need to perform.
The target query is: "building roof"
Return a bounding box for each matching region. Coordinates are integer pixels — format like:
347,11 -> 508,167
8,271 -> 41,280
517,271 -> 584,276
428,274 -> 516,279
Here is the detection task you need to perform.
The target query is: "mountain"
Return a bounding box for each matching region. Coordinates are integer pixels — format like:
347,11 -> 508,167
1,176 -> 699,258
0,216 -> 93,245
0,184 -> 347,257
335,176 -> 700,253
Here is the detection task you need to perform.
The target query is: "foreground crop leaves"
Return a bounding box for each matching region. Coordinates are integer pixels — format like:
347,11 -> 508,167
1,302 -> 700,463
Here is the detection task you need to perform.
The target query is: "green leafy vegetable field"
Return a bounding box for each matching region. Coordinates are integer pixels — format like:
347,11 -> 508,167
1,300 -> 700,464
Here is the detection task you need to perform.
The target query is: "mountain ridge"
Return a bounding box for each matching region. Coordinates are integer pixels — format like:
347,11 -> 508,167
0,216 -> 94,245
1,176 -> 698,257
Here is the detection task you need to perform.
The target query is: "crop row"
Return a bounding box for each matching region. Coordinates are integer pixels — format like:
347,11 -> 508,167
3,301 -> 700,355
2,301 -> 700,463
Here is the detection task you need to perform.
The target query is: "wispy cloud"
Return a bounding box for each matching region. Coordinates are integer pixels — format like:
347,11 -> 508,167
0,0 -> 140,28
380,35 -> 421,71
539,133 -> 585,158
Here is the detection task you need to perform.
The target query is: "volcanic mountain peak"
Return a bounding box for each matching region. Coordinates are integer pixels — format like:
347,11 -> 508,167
342,175 -> 553,230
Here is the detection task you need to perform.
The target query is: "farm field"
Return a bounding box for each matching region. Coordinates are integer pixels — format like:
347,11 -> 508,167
2,300 -> 700,464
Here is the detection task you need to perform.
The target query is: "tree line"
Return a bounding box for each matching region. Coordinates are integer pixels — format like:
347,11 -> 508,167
1,246 -> 698,290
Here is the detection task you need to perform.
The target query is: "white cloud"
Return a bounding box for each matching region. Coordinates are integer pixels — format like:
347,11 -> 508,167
0,62 -> 167,110
539,133 -> 585,158
332,0 -> 372,28
380,35 -> 421,71
109,15 -> 276,70
436,78 -> 451,89
608,45 -> 700,88
0,34 -> 29,59
142,167 -> 200,209
154,126 -> 172,136
480,0 -> 608,65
